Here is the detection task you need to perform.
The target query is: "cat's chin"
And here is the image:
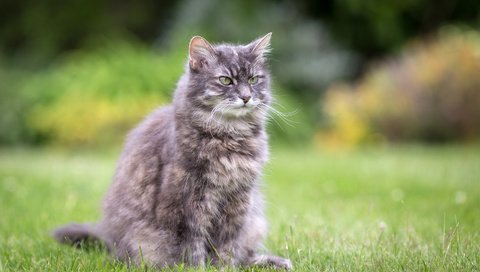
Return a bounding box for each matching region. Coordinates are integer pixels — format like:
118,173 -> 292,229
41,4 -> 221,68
221,106 -> 256,118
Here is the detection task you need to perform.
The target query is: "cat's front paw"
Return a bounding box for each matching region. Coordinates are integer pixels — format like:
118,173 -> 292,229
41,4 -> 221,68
272,257 -> 292,270
250,254 -> 293,270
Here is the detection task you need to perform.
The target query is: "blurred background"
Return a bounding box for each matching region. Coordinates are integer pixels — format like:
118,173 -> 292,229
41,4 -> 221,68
1,0 -> 480,149
1,2 -> 480,270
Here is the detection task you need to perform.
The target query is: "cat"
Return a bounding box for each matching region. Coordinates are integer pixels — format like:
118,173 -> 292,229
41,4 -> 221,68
53,33 -> 292,270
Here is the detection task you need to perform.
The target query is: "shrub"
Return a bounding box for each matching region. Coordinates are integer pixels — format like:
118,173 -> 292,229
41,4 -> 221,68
319,27 -> 480,147
21,41 -> 184,146
0,65 -> 37,145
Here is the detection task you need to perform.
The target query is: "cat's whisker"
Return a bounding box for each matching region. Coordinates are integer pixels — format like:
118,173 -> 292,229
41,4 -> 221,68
270,100 -> 288,110
257,107 -> 286,131
204,102 -> 235,135
258,103 -> 298,127
205,104 -> 222,135
268,109 -> 297,125
206,104 -> 222,126
271,101 -> 300,118
265,102 -> 299,118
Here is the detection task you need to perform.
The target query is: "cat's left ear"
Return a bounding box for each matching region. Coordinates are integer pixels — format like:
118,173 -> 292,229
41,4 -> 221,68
247,32 -> 272,59
189,36 -> 216,71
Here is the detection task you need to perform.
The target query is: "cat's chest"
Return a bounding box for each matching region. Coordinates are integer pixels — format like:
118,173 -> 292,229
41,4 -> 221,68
210,153 -> 261,183
201,139 -> 266,187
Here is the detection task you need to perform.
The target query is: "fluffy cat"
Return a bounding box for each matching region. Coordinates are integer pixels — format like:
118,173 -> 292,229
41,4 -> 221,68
53,33 -> 292,270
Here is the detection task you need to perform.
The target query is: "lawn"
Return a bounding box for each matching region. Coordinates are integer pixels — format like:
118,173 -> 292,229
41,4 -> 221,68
0,145 -> 479,271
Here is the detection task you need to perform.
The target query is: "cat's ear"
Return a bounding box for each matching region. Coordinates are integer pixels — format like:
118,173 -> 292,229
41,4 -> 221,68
189,36 -> 216,70
248,32 -> 272,59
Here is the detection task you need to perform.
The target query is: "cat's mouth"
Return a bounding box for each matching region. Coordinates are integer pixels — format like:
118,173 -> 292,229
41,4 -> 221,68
232,99 -> 262,114
208,98 -> 262,119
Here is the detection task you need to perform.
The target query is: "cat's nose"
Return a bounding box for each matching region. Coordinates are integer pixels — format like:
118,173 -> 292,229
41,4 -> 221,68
240,95 -> 251,104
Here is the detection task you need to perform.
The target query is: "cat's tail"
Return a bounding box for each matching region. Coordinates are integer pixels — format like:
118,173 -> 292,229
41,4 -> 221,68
52,223 -> 109,250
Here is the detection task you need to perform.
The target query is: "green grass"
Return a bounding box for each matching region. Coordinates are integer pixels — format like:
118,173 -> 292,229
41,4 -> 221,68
1,145 -> 479,271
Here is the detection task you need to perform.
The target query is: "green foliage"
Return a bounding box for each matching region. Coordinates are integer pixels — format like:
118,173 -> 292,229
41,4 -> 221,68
1,146 -> 479,270
4,41 -> 185,146
319,27 -> 480,147
0,64 -> 36,145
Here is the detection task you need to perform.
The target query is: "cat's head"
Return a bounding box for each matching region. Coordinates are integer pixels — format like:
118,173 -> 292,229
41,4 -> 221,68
186,33 -> 272,119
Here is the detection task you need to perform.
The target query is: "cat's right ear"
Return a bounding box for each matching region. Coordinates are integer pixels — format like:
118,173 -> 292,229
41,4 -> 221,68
189,36 -> 216,71
247,32 -> 272,61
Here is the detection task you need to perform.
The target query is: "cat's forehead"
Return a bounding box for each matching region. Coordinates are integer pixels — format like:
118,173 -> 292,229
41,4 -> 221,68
215,44 -> 252,61
213,44 -> 261,76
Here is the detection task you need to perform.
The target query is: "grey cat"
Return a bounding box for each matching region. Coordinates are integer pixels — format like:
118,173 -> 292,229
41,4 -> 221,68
53,33 -> 292,270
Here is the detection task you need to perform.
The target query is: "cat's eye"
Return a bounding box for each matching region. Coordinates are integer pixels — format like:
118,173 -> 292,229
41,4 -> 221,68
219,76 -> 233,85
248,76 -> 259,85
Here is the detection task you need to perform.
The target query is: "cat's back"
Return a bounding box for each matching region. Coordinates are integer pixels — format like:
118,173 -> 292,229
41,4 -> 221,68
118,105 -> 176,170
122,105 -> 175,158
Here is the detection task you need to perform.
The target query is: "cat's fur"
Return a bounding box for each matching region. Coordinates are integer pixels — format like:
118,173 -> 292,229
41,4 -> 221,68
53,33 -> 291,270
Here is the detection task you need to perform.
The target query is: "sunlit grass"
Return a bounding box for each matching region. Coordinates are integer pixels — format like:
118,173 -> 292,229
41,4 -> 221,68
1,145 -> 479,271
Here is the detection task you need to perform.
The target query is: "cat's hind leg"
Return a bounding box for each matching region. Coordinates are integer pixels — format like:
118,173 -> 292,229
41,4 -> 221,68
121,224 -> 178,268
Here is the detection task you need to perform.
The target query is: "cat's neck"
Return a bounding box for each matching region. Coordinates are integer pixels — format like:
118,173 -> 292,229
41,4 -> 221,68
189,110 -> 264,138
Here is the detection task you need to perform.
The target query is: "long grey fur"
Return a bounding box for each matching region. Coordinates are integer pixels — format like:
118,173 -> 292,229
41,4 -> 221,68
53,33 -> 292,270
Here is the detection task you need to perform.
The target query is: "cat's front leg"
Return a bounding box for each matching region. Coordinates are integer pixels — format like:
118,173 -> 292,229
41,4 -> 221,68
211,241 -> 242,268
181,203 -> 209,267
184,238 -> 207,267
